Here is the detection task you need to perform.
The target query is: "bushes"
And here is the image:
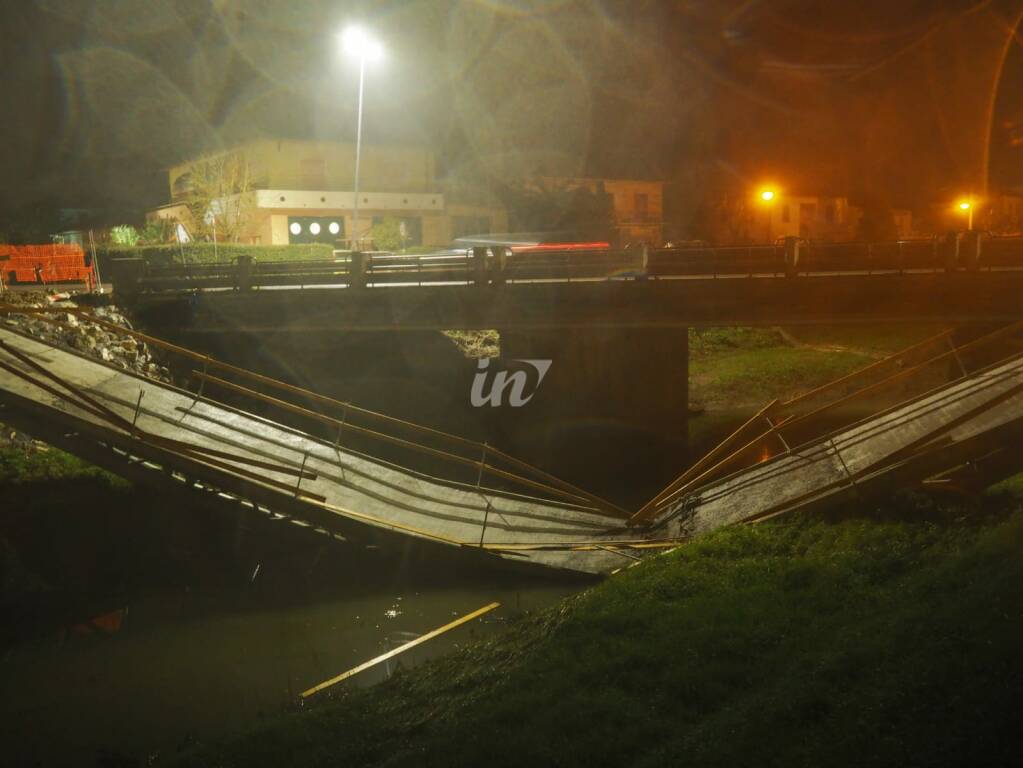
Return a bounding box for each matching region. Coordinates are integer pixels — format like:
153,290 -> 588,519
369,216 -> 404,251
95,243 -> 335,270
109,225 -> 141,246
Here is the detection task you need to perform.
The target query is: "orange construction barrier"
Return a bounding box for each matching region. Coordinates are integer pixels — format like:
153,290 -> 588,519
0,244 -> 97,287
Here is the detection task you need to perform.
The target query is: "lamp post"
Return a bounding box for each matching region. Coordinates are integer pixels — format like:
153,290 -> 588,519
757,187 -> 777,242
340,26 -> 383,251
958,199 -> 974,231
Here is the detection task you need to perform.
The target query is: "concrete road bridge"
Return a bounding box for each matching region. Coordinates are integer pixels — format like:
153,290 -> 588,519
115,235 -> 1023,331
111,235 -> 1023,483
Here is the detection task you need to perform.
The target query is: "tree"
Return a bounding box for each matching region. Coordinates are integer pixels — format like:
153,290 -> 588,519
139,218 -> 173,244
496,180 -> 614,240
688,195 -> 756,245
0,200 -> 61,244
180,151 -> 255,242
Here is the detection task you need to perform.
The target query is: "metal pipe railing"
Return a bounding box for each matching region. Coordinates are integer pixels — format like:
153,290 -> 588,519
0,303 -> 626,517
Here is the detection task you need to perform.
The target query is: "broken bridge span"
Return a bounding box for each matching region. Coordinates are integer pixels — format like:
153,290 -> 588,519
2,303 -> 1023,575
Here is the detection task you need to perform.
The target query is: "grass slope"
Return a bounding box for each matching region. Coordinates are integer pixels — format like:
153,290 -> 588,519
0,442 -> 125,486
172,504 -> 1023,768
688,325 -> 941,407
689,328 -> 871,406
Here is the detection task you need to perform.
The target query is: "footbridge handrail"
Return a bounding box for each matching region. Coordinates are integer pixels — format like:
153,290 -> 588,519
0,303 -> 627,518
630,319 -> 1023,525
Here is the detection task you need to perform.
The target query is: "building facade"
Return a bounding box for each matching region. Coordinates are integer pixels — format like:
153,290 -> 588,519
927,194 -> 1023,235
758,194 -> 857,242
706,193 -> 876,245
151,140 -> 506,248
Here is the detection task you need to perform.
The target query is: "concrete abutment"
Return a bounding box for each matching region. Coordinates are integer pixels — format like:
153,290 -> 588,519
496,326 -> 689,505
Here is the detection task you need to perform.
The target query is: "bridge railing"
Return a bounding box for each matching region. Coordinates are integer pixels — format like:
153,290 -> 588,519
108,235 -> 1023,294
650,244 -> 784,276
979,235 -> 1023,269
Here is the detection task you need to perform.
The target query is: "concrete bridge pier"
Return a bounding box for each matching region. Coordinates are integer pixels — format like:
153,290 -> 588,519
496,327 -> 689,504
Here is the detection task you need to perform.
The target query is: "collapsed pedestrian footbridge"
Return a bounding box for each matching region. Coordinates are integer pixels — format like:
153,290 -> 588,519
2,303 -> 1023,575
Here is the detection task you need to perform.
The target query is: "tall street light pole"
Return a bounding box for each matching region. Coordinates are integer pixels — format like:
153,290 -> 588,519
341,26 -> 383,252
757,187 -> 777,243
353,54 -> 366,251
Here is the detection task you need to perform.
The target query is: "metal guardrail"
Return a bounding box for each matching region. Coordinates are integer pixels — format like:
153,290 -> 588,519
107,234 -> 1023,295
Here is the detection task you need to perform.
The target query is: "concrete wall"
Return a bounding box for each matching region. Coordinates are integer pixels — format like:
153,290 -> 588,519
497,327 -> 688,503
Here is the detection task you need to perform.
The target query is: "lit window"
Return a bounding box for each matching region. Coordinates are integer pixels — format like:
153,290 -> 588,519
329,221 -> 340,235
289,222 -> 301,235
310,222 -> 321,235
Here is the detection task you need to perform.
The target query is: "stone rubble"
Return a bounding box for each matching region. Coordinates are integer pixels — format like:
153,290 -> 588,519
1,290 -> 172,383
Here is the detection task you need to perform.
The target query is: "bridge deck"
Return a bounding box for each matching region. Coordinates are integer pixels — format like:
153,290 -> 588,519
0,326 -> 644,575
653,353 -> 1023,536
3,316 -> 1023,575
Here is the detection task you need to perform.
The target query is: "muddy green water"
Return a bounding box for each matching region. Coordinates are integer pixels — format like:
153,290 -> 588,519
0,569 -> 576,767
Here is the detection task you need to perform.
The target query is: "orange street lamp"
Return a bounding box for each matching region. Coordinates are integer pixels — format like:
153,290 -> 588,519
755,188 -> 778,242
957,199 -> 973,230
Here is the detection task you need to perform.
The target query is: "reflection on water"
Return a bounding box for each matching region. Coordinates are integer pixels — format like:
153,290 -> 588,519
0,548 -> 578,767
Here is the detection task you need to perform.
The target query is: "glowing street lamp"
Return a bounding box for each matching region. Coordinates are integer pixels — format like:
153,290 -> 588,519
755,188 -> 778,242
339,26 -> 384,250
957,199 -> 974,230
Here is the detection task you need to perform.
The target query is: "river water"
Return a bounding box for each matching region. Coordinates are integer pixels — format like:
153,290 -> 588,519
0,404 -> 756,767
0,525 -> 581,767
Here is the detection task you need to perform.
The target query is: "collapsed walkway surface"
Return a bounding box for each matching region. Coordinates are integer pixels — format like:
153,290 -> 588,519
0,324 -> 650,575
652,353 -> 1023,539
3,309 -> 1023,576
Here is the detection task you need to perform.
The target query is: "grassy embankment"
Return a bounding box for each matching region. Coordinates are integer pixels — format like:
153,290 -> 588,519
688,324 -> 944,408
686,323 -> 944,454
0,441 -> 124,487
170,498 -> 1023,768
0,441 -> 236,640
0,443 -> 133,637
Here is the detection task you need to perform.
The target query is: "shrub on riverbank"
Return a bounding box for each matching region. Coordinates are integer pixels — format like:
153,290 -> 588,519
172,503 -> 1023,767
95,243 -> 334,271
0,442 -> 121,486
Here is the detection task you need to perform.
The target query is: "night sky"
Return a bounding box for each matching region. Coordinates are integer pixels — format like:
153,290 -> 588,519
1,0 -> 1021,226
